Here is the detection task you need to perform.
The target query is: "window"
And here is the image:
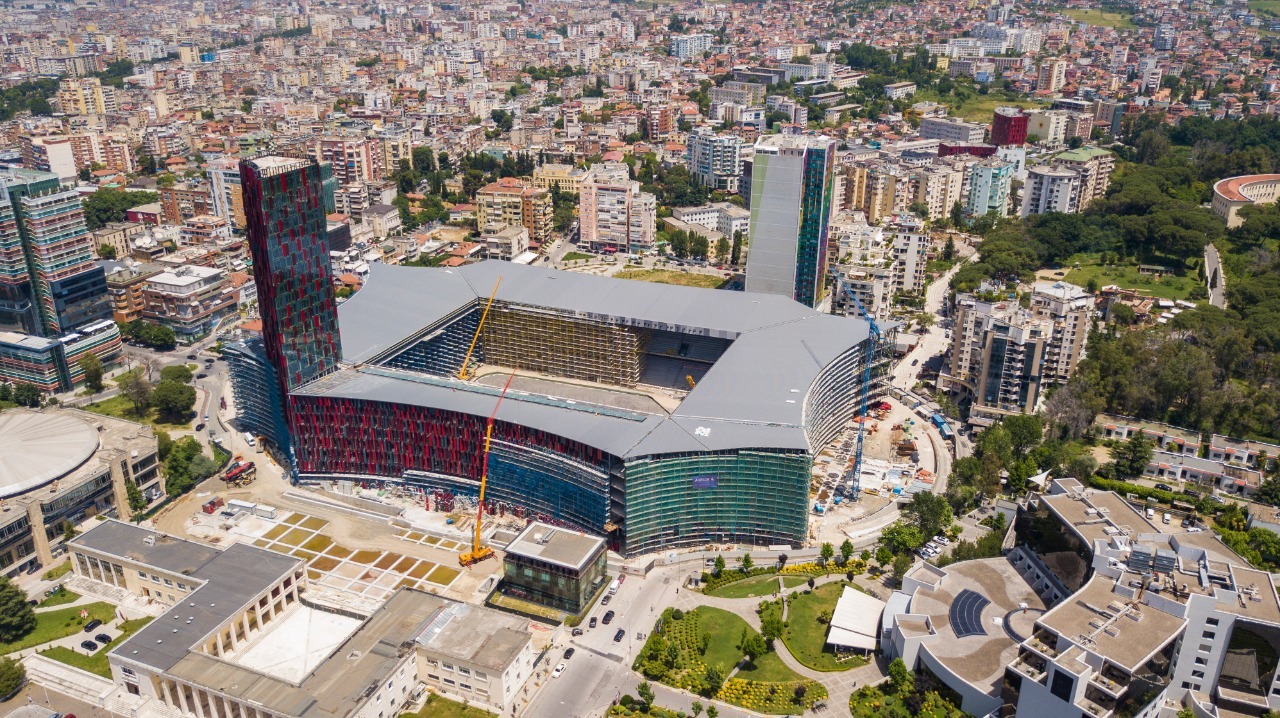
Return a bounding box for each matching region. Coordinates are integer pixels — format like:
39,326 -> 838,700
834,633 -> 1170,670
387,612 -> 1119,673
442,663 -> 454,671
138,570 -> 147,578
459,684 -> 471,691
1202,631 -> 1216,640
151,574 -> 160,583
121,666 -> 135,676
163,578 -> 173,586
1206,618 -> 1219,627
1181,682 -> 1192,689
458,667 -> 470,676
427,659 -> 438,667
1194,657 -> 1206,666
443,679 -> 455,686
1192,671 -> 1205,679
427,674 -> 439,682
177,583 -> 187,591
1199,644 -> 1213,653
474,671 -> 486,680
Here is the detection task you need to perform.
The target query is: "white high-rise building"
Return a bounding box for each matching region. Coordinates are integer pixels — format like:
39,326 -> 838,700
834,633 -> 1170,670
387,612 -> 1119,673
579,163 -> 657,253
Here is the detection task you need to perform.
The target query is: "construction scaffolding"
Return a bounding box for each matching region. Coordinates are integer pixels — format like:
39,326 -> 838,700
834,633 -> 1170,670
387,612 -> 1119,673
480,302 -> 647,387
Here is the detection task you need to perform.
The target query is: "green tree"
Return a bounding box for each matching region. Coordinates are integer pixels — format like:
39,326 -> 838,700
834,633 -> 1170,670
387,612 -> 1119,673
691,701 -> 704,718
715,235 -> 730,261
119,371 -> 153,414
891,554 -> 913,584
840,539 -> 855,565
887,657 -> 914,694
1003,414 -> 1043,454
740,552 -> 753,572
903,492 -> 953,539
880,521 -> 925,554
78,353 -> 104,393
126,477 -> 147,514
741,631 -> 767,662
13,383 -> 41,407
1111,432 -> 1154,479
706,705 -> 718,718
704,667 -> 724,697
160,364 -> 193,384
730,230 -> 743,265
761,613 -> 784,644
819,542 -> 835,565
80,189 -> 159,230
61,519 -> 78,542
97,243 -> 117,260
0,656 -> 24,698
713,554 -> 725,575
636,680 -> 655,709
152,380 -> 196,423
0,577 -> 36,643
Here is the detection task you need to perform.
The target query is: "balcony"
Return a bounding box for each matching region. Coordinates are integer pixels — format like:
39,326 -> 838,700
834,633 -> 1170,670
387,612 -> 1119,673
1025,633 -> 1059,658
1009,655 -> 1046,682
1088,673 -> 1126,698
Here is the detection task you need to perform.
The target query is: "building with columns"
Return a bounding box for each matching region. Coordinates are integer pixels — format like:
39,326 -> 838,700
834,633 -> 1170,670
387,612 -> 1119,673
69,520 -> 534,717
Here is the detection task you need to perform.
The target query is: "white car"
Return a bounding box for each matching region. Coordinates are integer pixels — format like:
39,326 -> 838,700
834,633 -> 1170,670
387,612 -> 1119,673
552,662 -> 566,678
934,535 -> 950,545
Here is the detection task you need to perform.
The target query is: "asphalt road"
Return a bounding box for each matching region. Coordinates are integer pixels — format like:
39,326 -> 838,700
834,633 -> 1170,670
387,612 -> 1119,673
1204,242 -> 1226,309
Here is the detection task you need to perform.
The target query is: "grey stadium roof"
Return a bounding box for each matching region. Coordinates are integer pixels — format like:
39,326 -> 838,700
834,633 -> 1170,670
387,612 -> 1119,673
0,411 -> 100,499
315,261 -> 871,458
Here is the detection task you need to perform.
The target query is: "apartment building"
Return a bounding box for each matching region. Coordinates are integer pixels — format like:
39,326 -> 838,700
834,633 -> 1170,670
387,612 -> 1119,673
1036,59 -> 1068,93
531,163 -> 587,194
919,117 -> 987,144
672,202 -> 750,240
1053,147 -> 1115,205
476,177 -> 554,248
670,33 -> 713,58
686,128 -> 744,192
160,184 -> 216,226
1026,110 -> 1070,145
91,222 -> 146,261
1021,165 -> 1083,216
141,265 -> 237,343
945,281 -> 1092,423
105,263 -> 161,324
886,219 -> 931,296
21,133 -> 136,181
179,215 -> 232,247
914,164 -> 965,221
966,157 -> 1014,217
992,107 -> 1029,146
709,80 -> 767,107
312,136 -> 385,185
579,162 -> 657,252
1093,414 -> 1201,456
207,157 -> 247,229
56,77 -> 117,116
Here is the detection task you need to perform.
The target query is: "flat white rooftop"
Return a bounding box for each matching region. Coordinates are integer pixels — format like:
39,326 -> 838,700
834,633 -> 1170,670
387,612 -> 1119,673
228,604 -> 363,683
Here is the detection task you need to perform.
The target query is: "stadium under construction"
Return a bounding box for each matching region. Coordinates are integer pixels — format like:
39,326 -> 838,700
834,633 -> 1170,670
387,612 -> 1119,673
227,157 -> 889,557
282,263 -> 886,554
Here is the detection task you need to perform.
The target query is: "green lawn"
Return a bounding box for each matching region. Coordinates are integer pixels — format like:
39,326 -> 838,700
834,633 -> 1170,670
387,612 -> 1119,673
698,607 -> 755,672
0,602 -> 117,654
82,394 -> 191,430
781,582 -> 869,672
707,574 -> 807,599
40,616 -> 153,677
948,96 -> 1046,123
735,648 -> 805,682
561,251 -> 594,262
1252,0 -> 1280,16
1063,260 -> 1200,301
38,589 -> 81,608
615,268 -> 725,289
399,694 -> 495,718
42,560 -> 72,581
1058,7 -> 1136,28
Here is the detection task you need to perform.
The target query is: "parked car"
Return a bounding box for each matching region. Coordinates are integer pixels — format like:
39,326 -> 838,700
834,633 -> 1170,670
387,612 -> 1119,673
187,354 -> 197,360
197,373 -> 208,379
83,619 -> 102,632
1154,483 -> 1174,492
588,617 -> 597,628
94,633 -> 112,645
552,663 -> 566,678
563,648 -> 575,659
600,595 -> 611,606
571,627 -> 583,636
80,640 -> 98,651
602,610 -> 615,625
933,535 -> 950,545
613,629 -> 626,642
195,423 -> 205,432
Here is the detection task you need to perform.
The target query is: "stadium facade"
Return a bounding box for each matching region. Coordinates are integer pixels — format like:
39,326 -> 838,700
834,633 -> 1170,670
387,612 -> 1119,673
229,157 -> 885,556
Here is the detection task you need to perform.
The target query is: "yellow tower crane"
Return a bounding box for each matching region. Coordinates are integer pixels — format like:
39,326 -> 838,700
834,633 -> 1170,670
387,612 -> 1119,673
457,278 -> 501,381
458,369 -> 518,567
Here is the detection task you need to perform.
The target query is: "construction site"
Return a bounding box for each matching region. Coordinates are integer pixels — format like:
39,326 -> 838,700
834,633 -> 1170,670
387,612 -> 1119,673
277,260 -> 883,556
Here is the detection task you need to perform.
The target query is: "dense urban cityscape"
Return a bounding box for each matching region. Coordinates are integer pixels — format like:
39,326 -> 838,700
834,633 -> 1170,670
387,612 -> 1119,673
3,0 -> 1280,717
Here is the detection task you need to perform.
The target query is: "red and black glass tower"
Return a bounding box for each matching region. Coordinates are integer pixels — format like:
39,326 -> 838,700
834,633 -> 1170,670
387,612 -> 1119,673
240,157 -> 340,399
